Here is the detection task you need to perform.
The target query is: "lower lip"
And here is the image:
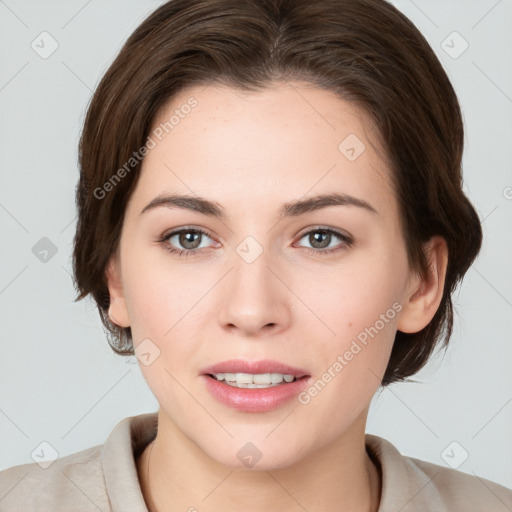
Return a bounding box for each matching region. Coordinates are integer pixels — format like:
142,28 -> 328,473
202,375 -> 310,413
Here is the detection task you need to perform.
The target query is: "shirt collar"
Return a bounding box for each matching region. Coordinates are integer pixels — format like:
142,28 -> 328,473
101,412 -> 157,511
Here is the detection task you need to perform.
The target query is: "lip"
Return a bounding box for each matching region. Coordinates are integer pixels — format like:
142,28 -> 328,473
201,359 -> 309,378
200,359 -> 311,413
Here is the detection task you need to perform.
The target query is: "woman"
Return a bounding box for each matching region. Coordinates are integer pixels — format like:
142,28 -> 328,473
1,0 -> 511,510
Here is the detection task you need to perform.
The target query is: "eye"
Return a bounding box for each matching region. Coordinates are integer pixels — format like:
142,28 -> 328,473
294,227 -> 354,255
158,226 -> 354,258
159,227 -> 218,257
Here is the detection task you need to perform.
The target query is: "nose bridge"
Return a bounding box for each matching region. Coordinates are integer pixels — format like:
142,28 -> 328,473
231,236 -> 278,303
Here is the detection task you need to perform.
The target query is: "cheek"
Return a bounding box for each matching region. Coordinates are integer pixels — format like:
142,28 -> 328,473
124,255 -> 208,383
125,261 -> 206,412
304,251 -> 404,338
298,289 -> 398,441
311,292 -> 398,390
123,248 -> 204,340
299,249 -> 404,391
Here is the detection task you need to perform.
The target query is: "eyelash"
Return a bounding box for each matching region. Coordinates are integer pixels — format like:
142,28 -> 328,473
158,226 -> 354,258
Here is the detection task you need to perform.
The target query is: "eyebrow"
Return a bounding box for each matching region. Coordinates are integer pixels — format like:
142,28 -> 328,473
140,192 -> 378,218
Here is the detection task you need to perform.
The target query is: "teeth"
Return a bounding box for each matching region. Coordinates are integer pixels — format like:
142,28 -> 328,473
213,372 -> 297,388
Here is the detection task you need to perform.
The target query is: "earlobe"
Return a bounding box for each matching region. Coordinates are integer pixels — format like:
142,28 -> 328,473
397,236 -> 448,334
105,257 -> 131,328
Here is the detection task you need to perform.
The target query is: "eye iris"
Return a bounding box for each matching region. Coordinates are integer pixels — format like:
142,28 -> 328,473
310,231 -> 330,249
179,231 -> 201,249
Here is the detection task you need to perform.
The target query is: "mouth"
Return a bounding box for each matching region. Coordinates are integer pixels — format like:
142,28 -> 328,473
201,359 -> 311,412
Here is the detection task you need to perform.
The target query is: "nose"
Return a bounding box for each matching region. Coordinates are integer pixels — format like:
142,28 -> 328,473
217,248 -> 291,337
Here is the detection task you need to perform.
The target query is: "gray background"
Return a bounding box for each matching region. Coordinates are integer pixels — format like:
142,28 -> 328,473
1,0 -> 511,490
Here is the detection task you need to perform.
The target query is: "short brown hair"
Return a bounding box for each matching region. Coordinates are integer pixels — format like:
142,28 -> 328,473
72,0 -> 482,386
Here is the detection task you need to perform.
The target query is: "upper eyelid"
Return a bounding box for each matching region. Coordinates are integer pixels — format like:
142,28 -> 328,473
296,226 -> 351,238
162,226 -> 215,241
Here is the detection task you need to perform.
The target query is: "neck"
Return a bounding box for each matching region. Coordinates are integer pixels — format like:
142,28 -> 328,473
137,409 -> 381,512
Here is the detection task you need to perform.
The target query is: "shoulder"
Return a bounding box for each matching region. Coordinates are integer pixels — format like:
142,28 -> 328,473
0,413 -> 156,512
366,434 -> 512,512
407,454 -> 512,510
0,444 -> 110,512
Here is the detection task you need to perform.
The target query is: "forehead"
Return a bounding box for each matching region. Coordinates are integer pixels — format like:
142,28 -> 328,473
133,81 -> 395,219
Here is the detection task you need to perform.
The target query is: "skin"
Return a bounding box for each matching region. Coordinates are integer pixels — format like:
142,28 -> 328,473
106,81 -> 448,512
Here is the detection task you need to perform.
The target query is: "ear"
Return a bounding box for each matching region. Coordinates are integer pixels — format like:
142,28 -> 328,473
105,255 -> 131,328
397,236 -> 448,334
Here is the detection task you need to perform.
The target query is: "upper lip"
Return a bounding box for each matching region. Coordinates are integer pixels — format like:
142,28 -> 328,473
201,359 -> 309,378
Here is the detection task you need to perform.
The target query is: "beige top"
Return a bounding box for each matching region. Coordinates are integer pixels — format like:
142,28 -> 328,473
1,412 -> 511,511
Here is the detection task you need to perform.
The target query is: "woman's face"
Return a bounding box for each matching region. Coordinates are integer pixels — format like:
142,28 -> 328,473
108,81 -> 424,468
